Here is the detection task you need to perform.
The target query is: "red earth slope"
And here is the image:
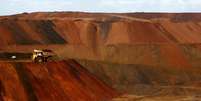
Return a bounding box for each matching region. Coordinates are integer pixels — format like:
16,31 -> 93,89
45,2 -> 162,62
1,12 -> 201,46
1,12 -> 201,67
0,60 -> 117,101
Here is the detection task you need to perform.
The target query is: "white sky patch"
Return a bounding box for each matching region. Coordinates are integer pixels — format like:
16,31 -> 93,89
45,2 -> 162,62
99,0 -> 201,12
18,1 -> 72,10
1,0 -> 201,15
100,0 -> 186,7
99,0 -> 149,7
1,0 -> 73,15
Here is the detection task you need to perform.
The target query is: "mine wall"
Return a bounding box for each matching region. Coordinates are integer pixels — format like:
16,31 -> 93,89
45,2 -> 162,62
1,12 -> 201,100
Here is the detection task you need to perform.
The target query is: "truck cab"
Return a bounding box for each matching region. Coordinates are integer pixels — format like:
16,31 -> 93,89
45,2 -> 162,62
32,49 -> 55,63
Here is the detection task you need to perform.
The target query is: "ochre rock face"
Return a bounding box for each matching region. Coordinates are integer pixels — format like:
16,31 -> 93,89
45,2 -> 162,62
0,60 -> 117,101
1,12 -> 201,68
2,13 -> 201,45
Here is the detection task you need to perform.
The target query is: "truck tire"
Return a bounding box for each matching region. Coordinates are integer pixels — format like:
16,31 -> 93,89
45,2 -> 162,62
34,56 -> 44,63
44,57 -> 48,62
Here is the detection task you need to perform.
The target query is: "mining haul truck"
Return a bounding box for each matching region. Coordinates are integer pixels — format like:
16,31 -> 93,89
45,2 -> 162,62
32,49 -> 55,63
0,49 -> 55,62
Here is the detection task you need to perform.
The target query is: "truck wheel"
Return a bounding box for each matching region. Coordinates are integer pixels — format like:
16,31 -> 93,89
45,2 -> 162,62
35,57 -> 44,63
44,57 -> 48,62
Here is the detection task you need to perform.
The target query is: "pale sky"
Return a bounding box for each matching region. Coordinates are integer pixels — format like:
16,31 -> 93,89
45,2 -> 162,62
1,0 -> 201,15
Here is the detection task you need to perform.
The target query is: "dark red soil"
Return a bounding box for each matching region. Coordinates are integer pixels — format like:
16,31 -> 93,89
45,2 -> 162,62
0,60 -> 117,101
